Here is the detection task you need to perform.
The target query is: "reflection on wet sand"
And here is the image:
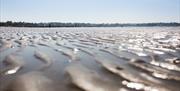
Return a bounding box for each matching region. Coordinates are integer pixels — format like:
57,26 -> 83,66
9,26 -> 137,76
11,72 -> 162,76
66,63 -> 125,91
0,54 -> 24,76
34,50 -> 53,70
6,71 -> 55,91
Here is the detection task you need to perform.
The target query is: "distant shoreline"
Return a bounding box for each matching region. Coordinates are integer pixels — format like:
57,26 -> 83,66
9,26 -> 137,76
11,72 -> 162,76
1,21 -> 180,27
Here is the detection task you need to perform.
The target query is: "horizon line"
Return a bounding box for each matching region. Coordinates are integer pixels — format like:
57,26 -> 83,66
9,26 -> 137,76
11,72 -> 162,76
1,21 -> 180,24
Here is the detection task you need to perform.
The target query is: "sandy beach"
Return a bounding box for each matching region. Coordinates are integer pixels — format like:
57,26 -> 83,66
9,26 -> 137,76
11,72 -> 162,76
0,27 -> 180,91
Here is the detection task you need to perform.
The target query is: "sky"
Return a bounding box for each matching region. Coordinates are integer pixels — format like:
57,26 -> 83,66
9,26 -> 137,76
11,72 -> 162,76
0,0 -> 180,23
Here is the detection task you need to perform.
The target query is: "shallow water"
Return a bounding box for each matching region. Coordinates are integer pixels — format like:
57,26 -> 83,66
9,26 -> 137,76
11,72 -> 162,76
0,27 -> 180,91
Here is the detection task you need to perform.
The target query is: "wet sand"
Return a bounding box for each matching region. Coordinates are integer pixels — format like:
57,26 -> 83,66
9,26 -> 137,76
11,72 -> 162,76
0,27 -> 180,91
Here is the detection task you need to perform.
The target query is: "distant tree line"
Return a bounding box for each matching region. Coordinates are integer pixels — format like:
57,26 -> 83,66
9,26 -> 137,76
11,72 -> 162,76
0,21 -> 180,27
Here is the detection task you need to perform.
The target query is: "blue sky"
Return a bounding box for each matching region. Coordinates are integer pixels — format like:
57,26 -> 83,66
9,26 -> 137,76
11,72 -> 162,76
0,0 -> 180,23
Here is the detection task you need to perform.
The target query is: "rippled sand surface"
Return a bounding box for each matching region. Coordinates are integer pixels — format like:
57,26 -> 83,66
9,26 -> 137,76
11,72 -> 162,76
0,27 -> 180,91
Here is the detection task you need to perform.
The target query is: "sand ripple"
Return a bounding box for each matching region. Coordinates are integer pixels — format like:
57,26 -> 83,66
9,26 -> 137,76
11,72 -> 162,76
0,27 -> 180,91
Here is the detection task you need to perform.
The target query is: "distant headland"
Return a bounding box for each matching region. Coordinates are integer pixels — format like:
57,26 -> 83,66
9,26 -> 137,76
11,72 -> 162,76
1,21 -> 180,27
